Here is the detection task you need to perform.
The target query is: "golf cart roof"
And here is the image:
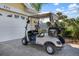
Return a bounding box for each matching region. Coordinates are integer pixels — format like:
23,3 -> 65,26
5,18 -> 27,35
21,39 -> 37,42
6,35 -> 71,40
28,12 -> 57,18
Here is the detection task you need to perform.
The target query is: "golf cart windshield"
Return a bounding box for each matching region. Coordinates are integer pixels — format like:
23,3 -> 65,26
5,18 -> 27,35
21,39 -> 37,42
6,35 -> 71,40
39,17 -> 50,30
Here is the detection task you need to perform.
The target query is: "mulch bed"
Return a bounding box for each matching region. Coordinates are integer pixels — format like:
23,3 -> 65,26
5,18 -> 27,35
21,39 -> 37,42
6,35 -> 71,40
65,38 -> 79,45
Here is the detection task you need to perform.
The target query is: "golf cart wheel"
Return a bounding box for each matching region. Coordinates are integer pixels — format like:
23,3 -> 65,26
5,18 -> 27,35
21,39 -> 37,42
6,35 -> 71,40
44,43 -> 56,55
22,38 -> 28,45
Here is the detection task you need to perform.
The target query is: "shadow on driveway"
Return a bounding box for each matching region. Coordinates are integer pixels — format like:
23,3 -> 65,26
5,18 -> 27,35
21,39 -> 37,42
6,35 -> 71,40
0,39 -> 79,56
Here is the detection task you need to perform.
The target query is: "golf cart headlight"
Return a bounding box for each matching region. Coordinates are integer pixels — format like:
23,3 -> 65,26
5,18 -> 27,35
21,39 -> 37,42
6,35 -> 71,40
56,41 -> 61,45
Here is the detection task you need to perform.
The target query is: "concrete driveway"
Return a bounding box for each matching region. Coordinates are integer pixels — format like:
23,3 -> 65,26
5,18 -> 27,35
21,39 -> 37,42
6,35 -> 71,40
0,39 -> 79,56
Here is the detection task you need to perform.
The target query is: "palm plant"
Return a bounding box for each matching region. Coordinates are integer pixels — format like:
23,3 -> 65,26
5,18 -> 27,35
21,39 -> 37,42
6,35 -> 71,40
31,3 -> 43,11
56,12 -> 74,38
56,12 -> 68,29
63,17 -> 79,43
71,18 -> 79,40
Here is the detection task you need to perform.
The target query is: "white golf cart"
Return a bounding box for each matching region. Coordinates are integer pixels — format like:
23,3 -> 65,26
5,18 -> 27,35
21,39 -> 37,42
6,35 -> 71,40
22,12 -> 65,55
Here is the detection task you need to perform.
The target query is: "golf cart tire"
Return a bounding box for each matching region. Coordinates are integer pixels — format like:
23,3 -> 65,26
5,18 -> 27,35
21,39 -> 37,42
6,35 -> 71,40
44,42 -> 56,55
22,38 -> 28,45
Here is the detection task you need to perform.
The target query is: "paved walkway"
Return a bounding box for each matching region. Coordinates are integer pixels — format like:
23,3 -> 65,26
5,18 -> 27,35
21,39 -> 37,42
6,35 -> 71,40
0,39 -> 79,56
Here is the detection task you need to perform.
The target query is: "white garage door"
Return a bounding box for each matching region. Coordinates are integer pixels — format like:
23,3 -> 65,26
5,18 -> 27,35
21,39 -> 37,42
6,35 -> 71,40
0,12 -> 26,42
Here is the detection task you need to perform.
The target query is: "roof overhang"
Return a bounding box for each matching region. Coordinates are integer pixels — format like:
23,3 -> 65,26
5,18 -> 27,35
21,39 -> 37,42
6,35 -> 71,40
24,3 -> 38,15
28,12 -> 54,18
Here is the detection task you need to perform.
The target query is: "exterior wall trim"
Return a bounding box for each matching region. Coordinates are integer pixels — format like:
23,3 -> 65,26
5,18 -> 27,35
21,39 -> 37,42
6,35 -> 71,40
0,4 -> 35,16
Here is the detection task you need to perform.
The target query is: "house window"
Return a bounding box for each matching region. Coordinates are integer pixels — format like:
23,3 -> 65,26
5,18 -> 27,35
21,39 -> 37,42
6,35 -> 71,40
21,16 -> 25,19
7,14 -> 12,17
0,13 -> 2,16
14,15 -> 19,18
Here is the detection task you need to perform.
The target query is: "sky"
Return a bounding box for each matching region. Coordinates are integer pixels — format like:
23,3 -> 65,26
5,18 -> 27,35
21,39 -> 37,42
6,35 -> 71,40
40,3 -> 79,18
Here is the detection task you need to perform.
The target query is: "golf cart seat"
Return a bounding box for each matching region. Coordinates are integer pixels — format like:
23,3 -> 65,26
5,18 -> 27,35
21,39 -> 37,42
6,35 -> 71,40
28,30 -> 37,42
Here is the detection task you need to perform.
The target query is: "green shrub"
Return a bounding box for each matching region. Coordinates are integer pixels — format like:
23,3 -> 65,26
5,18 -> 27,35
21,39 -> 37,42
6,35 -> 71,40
62,30 -> 73,38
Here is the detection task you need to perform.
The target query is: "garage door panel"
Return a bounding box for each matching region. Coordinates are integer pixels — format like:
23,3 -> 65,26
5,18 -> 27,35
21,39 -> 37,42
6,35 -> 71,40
0,14 -> 26,42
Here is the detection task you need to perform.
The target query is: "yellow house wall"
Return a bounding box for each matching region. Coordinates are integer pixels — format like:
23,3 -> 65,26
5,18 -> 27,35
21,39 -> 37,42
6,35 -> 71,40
0,9 -> 15,14
0,3 -> 27,16
0,3 -> 26,12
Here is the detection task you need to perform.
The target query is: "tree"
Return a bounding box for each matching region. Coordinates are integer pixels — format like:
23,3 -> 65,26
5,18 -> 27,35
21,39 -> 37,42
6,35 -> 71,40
56,12 -> 68,28
56,12 -> 62,16
64,17 -> 79,42
56,12 -> 75,38
71,18 -> 79,40
56,12 -> 79,43
56,12 -> 63,19
31,3 -> 43,11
